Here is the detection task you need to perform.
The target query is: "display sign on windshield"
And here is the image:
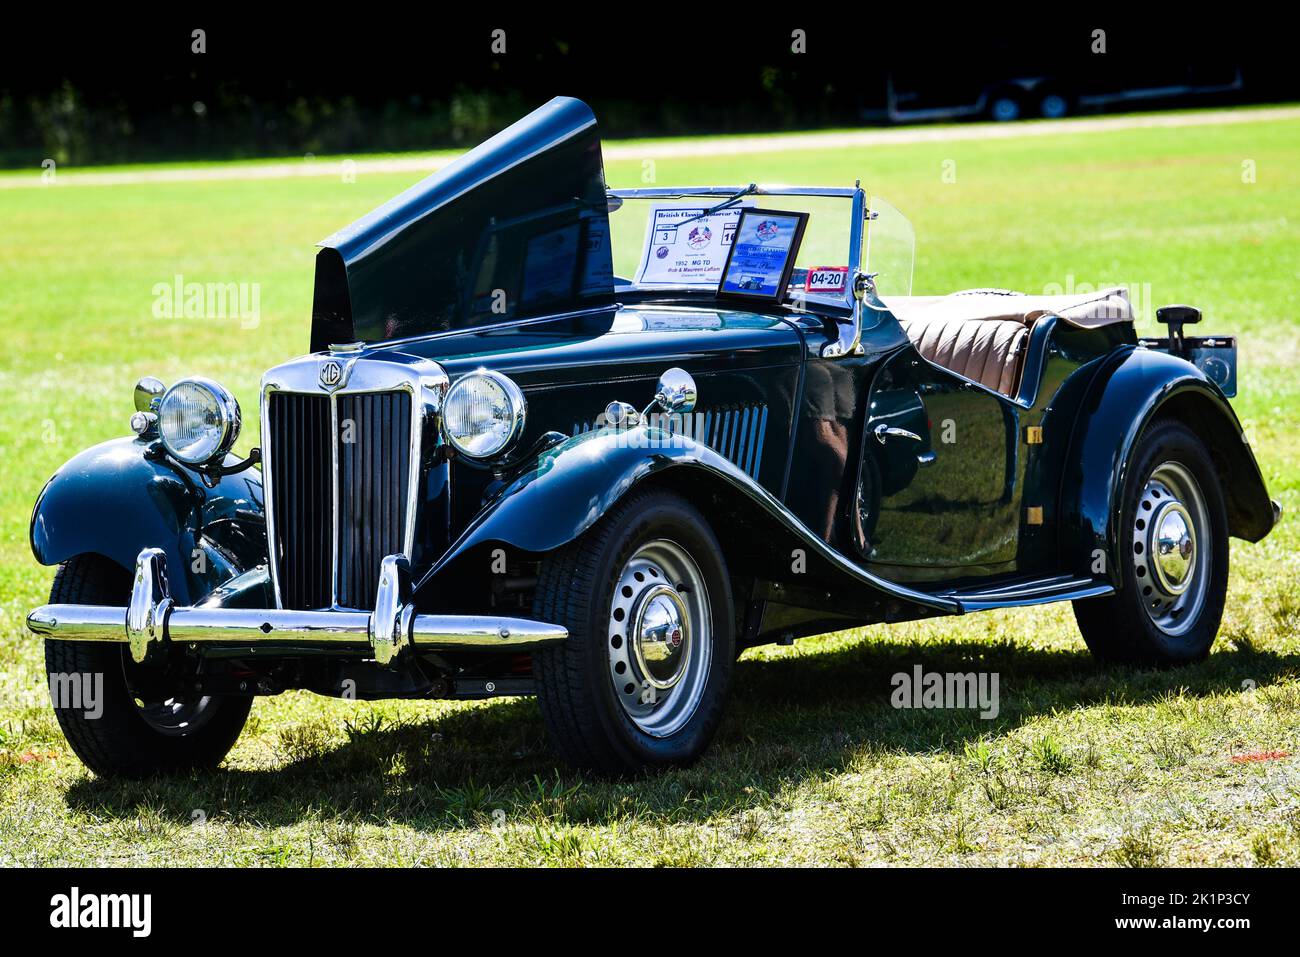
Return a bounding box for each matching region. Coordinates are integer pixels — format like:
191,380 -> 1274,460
633,202 -> 751,288
717,208 -> 809,302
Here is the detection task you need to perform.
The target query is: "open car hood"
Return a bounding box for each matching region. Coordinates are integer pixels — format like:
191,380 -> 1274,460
310,96 -> 615,352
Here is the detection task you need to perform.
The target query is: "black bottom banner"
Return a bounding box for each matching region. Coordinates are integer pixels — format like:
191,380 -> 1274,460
0,866 -> 1280,943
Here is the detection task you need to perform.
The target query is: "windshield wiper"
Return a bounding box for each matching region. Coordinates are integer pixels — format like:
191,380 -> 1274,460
677,183 -> 757,226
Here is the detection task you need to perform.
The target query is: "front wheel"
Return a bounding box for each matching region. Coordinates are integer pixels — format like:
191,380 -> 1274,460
1073,420 -> 1229,666
988,92 -> 1023,122
533,488 -> 734,775
45,554 -> 251,777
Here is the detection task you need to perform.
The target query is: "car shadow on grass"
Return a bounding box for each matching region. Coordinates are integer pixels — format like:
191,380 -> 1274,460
63,635 -> 1299,831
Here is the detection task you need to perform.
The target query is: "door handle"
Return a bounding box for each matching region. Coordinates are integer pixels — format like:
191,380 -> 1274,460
874,423 -> 922,444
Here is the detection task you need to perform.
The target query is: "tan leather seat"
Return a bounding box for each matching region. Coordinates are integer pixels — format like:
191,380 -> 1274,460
884,287 -> 1134,398
900,315 -> 1027,396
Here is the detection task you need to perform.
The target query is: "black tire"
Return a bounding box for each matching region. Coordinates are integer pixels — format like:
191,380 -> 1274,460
45,554 -> 251,777
1037,91 -> 1071,119
1073,420 -> 1229,666
987,90 -> 1023,122
533,488 -> 734,775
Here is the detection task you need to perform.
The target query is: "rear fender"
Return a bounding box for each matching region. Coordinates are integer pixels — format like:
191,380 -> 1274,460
1060,347 -> 1275,588
29,437 -> 266,606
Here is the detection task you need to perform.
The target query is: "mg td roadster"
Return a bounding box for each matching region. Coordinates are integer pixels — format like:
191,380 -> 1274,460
28,97 -> 1280,776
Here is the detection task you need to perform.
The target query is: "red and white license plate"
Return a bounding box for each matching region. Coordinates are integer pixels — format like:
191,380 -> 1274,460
805,266 -> 849,294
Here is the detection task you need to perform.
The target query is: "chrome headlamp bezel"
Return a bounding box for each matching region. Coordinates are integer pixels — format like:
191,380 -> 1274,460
441,369 -> 526,459
157,376 -> 242,466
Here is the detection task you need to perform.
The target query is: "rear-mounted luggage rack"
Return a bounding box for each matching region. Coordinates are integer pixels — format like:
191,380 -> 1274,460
1139,304 -> 1238,397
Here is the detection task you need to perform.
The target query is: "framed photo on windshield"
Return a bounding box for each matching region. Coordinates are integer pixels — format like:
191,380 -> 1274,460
717,208 -> 809,303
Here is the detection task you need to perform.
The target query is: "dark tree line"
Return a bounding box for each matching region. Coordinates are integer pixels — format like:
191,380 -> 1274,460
0,18 -> 1285,168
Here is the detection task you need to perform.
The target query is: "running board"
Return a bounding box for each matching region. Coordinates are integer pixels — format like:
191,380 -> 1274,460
930,574 -> 1114,612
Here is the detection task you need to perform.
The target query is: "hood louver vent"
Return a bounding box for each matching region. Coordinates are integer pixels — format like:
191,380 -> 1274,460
573,404 -> 768,479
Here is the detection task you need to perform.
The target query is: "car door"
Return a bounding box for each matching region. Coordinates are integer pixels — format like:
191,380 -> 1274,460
856,345 -> 1022,575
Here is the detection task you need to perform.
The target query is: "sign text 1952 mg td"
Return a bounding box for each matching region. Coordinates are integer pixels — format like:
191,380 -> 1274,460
27,97 -> 1280,776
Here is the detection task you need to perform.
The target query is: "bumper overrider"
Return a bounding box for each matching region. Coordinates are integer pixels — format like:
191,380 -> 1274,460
27,548 -> 567,665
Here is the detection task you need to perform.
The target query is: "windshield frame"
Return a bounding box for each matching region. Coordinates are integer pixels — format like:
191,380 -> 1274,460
606,185 -> 866,316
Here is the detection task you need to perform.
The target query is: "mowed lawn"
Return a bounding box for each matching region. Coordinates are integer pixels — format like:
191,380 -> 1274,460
1,111 -> 1298,866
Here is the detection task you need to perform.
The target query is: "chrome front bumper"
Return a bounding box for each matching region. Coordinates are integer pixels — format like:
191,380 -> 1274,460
27,548 -> 567,665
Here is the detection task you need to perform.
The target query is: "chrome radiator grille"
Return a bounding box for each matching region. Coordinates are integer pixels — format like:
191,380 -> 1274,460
336,392 -> 412,609
268,393 -> 332,609
267,389 -> 413,610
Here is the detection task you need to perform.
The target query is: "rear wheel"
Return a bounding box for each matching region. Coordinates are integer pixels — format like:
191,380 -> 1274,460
1073,420 -> 1229,666
44,555 -> 251,777
533,488 -> 734,775
1038,92 -> 1070,119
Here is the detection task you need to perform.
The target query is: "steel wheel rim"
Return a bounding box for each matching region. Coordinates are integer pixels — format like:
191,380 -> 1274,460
123,653 -> 219,737
134,696 -> 218,736
607,539 -> 711,738
1132,461 -> 1210,638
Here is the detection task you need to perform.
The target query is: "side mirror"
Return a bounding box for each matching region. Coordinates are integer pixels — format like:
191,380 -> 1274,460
655,368 -> 697,414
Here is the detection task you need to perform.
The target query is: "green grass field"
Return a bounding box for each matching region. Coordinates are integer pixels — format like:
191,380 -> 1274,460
2,110 -> 1298,866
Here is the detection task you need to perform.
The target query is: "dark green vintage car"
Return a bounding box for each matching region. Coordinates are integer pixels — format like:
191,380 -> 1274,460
28,97 -> 1280,776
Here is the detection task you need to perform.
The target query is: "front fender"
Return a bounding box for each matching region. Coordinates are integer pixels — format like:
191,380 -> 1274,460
30,437 -> 266,605
1061,346 -> 1276,587
416,427 -> 959,614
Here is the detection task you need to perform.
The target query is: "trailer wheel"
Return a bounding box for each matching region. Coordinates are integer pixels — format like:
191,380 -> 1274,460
988,91 -> 1023,122
1039,92 -> 1070,119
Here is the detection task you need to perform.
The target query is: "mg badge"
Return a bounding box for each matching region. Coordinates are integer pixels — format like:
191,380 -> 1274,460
319,360 -> 343,389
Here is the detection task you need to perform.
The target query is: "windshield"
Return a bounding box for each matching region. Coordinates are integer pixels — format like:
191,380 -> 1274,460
607,188 -> 860,307
865,196 -> 915,298
607,187 -> 915,307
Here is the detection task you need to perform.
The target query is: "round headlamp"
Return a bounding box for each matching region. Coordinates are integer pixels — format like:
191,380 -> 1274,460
442,370 -> 525,459
157,377 -> 241,465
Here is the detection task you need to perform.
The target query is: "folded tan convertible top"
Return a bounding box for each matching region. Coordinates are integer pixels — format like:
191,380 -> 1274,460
883,286 -> 1133,329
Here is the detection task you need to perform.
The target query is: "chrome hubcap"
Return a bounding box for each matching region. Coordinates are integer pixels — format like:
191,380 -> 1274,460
632,586 -> 690,689
1132,461 -> 1210,637
607,539 -> 711,737
1151,501 -> 1195,594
